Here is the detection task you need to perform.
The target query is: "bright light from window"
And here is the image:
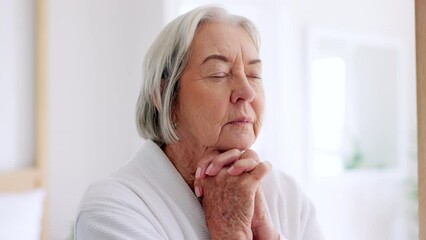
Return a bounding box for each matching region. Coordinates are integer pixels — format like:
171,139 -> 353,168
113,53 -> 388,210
310,57 -> 346,177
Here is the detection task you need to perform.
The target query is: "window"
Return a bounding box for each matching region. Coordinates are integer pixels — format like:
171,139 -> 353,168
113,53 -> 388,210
310,57 -> 346,176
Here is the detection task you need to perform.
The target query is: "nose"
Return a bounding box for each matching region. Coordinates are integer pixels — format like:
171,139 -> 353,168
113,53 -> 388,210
230,74 -> 256,103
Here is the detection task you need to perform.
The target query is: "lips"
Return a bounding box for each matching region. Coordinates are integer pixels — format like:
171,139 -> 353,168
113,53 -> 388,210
228,117 -> 254,124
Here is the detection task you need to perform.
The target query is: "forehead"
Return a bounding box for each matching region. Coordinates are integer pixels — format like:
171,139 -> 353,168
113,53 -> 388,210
189,22 -> 258,60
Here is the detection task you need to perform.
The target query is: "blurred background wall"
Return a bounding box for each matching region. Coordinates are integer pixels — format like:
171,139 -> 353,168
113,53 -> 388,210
46,1 -> 161,238
0,0 -> 35,170
0,0 -> 417,239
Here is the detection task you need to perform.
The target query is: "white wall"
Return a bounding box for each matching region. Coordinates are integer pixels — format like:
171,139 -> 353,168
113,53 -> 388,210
0,0 -> 35,170
46,1 -> 163,238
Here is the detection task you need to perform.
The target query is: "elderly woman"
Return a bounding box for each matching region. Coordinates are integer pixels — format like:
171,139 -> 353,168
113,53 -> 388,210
75,6 -> 324,240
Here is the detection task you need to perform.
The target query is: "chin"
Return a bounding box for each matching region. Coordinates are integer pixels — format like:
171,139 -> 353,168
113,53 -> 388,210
216,136 -> 255,151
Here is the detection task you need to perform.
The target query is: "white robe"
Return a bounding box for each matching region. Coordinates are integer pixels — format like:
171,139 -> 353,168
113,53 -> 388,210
75,140 -> 324,240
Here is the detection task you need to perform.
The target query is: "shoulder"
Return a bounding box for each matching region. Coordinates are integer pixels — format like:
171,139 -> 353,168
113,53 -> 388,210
74,140 -> 169,239
75,173 -> 167,239
77,139 -> 167,206
76,139 -> 166,216
74,140 -> 196,239
77,177 -> 140,211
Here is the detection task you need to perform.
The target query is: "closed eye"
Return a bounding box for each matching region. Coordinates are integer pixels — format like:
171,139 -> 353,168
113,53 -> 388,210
247,75 -> 262,81
209,72 -> 229,79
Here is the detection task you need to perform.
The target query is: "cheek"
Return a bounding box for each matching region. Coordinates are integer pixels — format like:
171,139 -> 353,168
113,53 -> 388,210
178,85 -> 229,133
195,93 -> 229,127
255,96 -> 265,120
253,88 -> 265,133
193,84 -> 230,119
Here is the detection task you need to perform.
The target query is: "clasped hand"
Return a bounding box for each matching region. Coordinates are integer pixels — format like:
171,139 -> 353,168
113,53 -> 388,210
194,149 -> 279,240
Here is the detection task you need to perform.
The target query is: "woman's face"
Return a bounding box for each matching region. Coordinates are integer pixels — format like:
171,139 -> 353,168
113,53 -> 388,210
174,22 -> 264,151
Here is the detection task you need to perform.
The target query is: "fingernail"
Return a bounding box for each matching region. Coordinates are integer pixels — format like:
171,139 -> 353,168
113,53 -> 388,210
195,167 -> 201,178
206,164 -> 214,175
195,186 -> 201,197
227,166 -> 235,174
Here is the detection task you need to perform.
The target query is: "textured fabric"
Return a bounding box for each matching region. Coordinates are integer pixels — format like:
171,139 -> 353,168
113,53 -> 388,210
75,140 -> 324,240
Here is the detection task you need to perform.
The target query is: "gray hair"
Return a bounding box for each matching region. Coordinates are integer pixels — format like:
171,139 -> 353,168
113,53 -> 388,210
136,5 -> 260,144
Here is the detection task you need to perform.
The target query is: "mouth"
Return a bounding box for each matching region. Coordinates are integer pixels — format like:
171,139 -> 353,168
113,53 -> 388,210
227,117 -> 254,125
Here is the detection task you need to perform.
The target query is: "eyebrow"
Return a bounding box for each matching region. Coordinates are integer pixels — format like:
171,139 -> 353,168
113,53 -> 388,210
202,54 -> 230,64
248,59 -> 262,65
202,54 -> 262,65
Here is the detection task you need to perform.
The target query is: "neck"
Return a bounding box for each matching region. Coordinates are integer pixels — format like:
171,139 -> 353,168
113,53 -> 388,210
163,140 -> 215,190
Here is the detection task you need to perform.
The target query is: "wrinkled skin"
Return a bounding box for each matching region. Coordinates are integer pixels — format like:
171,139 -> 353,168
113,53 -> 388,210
163,22 -> 279,239
195,150 -> 278,239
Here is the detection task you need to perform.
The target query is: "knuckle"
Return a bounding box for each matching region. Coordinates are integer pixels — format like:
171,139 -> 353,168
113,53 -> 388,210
239,177 -> 256,189
198,156 -> 212,167
249,158 -> 259,165
213,167 -> 228,179
210,157 -> 223,166
258,162 -> 271,174
250,149 -> 258,155
233,160 -> 245,168
242,149 -> 260,161
245,149 -> 256,155
231,149 -> 241,155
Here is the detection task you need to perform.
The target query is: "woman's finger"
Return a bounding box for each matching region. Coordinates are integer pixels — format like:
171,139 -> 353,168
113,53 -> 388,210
204,149 -> 243,176
194,149 -> 242,197
195,154 -> 214,180
193,177 -> 203,198
227,157 -> 258,176
248,161 -> 272,181
227,149 -> 262,176
240,149 -> 260,163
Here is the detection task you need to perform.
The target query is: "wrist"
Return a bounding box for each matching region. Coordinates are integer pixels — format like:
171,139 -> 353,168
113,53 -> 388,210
252,223 -> 279,240
210,227 -> 253,240
232,229 -> 253,240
